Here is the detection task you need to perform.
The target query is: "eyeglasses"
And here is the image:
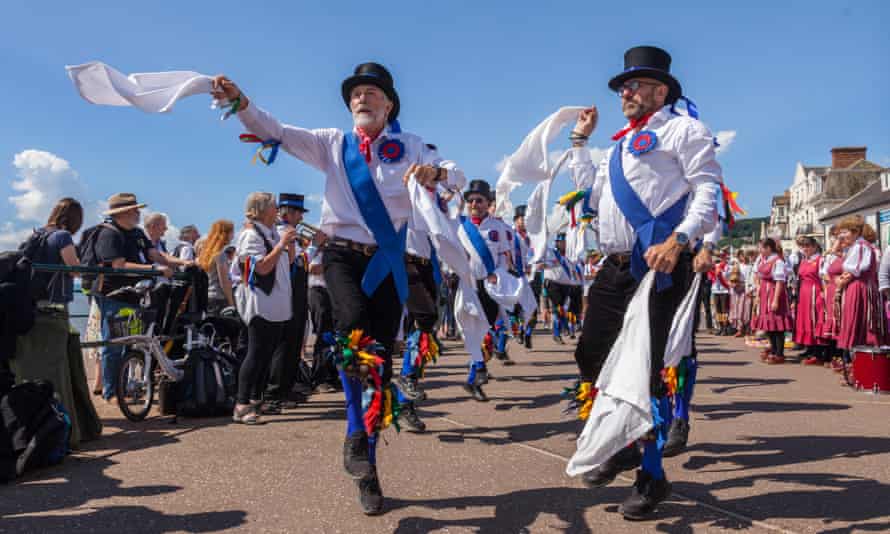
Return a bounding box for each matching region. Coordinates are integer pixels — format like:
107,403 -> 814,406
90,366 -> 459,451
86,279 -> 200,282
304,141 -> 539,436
466,197 -> 488,205
616,80 -> 662,96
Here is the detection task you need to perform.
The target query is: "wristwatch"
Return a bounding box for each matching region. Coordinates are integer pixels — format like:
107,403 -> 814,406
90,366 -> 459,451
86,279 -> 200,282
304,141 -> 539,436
674,232 -> 690,246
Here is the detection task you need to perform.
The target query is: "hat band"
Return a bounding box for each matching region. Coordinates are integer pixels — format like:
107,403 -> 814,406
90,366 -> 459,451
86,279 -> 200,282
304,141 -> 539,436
109,200 -> 139,209
280,200 -> 305,209
624,65 -> 671,75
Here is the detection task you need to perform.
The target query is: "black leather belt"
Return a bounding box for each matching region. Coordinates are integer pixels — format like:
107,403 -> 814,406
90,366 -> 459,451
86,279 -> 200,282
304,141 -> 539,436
326,237 -> 378,257
406,254 -> 431,266
608,252 -> 632,265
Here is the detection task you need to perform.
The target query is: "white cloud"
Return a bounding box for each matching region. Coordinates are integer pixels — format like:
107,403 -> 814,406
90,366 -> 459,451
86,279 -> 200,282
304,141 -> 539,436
0,222 -> 34,251
715,130 -> 737,154
10,149 -> 86,222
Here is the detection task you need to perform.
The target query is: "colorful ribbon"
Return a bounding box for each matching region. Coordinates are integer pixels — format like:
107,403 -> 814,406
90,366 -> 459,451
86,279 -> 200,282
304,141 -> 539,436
239,133 -> 281,165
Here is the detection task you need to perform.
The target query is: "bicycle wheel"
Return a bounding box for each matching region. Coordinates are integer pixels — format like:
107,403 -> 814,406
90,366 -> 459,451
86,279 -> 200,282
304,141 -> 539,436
116,350 -> 155,421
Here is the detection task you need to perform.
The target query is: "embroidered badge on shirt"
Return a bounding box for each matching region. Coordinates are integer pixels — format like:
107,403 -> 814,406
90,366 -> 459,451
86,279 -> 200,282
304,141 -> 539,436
488,230 -> 500,242
378,139 -> 405,163
628,130 -> 658,156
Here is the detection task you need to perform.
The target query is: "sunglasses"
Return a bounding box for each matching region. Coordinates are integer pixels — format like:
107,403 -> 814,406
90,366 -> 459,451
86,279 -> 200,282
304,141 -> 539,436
466,197 -> 489,204
616,80 -> 663,96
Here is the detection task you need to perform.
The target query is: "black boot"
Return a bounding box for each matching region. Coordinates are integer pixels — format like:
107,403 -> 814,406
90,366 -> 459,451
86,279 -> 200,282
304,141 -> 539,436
396,374 -> 425,401
524,333 -> 532,349
582,445 -> 642,488
398,404 -> 427,432
343,431 -> 373,479
619,469 -> 672,520
662,418 -> 690,458
357,466 -> 384,515
462,382 -> 489,402
495,350 -> 515,366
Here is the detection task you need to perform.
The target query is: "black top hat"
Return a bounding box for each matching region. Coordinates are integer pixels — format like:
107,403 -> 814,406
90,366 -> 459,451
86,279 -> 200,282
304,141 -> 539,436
341,62 -> 400,122
608,46 -> 682,105
278,193 -> 309,212
463,180 -> 494,201
514,205 -> 527,220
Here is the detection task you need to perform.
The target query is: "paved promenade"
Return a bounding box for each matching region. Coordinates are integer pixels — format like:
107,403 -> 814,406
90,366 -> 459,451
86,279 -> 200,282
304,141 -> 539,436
2,332 -> 889,533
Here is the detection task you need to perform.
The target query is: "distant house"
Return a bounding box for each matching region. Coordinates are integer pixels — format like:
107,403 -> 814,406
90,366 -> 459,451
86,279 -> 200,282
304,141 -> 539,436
766,191 -> 792,251
788,147 -> 886,247
820,168 -> 890,247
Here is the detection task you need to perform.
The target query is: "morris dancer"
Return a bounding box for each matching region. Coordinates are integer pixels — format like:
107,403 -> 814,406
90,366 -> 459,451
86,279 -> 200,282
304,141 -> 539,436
541,233 -> 577,344
568,46 -> 720,519
212,62 -> 464,515
512,205 -> 536,348
458,179 -> 516,401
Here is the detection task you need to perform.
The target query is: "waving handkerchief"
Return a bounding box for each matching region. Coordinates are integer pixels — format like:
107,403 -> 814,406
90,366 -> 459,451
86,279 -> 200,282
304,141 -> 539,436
567,271 -> 656,477
495,106 -> 584,217
66,61 -> 213,113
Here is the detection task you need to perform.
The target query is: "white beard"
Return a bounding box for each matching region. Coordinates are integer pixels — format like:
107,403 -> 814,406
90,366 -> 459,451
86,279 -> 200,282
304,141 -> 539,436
353,111 -> 383,129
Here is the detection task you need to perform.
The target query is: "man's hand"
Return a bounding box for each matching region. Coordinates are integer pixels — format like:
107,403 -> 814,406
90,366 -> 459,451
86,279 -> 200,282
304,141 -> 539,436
486,273 -> 498,285
211,75 -> 249,111
574,106 -> 599,138
403,163 -> 443,187
693,248 -> 714,273
312,230 -> 328,247
644,233 -> 685,273
279,227 -> 298,246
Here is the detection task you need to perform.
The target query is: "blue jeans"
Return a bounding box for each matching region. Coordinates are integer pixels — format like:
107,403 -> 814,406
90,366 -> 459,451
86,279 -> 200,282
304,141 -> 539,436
95,294 -> 128,400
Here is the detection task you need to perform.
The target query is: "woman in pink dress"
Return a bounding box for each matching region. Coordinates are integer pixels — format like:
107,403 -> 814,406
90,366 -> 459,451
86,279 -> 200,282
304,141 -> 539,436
753,238 -> 793,364
794,236 -> 827,365
820,227 -> 845,370
835,216 -> 887,352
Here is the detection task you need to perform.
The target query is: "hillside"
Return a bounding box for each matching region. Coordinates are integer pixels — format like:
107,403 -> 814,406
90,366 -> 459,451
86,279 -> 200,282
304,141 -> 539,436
718,216 -> 769,249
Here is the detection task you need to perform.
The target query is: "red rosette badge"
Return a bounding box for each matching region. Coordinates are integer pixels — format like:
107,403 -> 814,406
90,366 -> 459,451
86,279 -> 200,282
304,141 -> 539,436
378,139 -> 405,163
628,130 -> 658,156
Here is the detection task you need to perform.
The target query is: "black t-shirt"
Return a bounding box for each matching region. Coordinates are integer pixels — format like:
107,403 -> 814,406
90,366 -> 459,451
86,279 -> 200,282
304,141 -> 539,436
94,223 -> 155,294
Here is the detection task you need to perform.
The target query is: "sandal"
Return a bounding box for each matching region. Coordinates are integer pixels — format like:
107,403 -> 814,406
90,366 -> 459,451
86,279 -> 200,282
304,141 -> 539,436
233,404 -> 260,425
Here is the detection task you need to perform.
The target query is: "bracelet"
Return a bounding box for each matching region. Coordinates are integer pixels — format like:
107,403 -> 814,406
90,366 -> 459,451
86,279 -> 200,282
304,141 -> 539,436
569,130 -> 589,140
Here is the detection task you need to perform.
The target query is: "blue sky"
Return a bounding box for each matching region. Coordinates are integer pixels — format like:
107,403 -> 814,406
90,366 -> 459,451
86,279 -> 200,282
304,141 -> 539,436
1,0 -> 888,246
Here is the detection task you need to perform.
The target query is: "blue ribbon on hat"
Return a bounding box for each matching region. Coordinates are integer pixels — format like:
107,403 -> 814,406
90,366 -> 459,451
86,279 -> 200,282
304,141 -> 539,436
343,132 -> 409,303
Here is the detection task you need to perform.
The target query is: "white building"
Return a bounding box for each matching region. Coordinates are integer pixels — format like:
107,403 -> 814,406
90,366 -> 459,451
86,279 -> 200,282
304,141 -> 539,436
787,147 -> 881,247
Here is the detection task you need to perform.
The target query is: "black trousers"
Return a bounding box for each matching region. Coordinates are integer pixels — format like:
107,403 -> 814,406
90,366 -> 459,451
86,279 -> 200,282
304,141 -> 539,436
568,284 -> 583,317
323,245 -> 403,384
405,261 -> 438,333
265,267 -> 309,401
475,279 -> 500,328
699,279 -> 713,330
545,280 -> 570,314
574,253 -> 693,395
238,316 -> 286,404
309,286 -> 334,356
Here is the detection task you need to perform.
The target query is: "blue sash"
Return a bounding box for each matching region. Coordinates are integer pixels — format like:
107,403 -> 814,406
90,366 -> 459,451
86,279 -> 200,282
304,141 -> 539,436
513,234 -> 526,279
554,248 -> 575,281
428,237 -> 442,286
609,141 -> 688,291
460,216 -> 496,276
342,132 -> 409,303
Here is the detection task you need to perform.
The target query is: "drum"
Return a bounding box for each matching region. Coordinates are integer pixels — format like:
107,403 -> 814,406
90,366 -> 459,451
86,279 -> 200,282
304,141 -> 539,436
851,346 -> 890,394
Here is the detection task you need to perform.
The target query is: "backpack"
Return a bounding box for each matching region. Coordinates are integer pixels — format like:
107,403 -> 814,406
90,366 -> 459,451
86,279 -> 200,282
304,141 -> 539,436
0,380 -> 70,483
17,229 -> 57,302
77,223 -> 122,292
160,347 -> 236,417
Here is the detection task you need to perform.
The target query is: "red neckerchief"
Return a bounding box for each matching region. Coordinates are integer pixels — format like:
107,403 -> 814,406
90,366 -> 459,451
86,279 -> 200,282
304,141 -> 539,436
471,215 -> 486,226
611,112 -> 655,141
516,228 -> 528,240
355,127 -> 380,163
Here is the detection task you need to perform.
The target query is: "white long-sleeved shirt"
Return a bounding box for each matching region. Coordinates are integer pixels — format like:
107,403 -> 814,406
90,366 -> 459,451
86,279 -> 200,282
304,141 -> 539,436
540,247 -> 579,285
842,238 -> 873,278
238,103 -> 466,246
458,215 -> 513,281
513,228 -> 532,275
879,245 -> 890,291
568,106 -> 721,255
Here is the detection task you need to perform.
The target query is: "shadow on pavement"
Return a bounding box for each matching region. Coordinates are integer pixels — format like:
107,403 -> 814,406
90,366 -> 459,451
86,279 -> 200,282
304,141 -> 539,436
1,455 -> 247,533
676,471 -> 890,532
693,400 -> 850,421
386,485 -> 751,534
682,434 -> 889,472
695,376 -> 794,394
